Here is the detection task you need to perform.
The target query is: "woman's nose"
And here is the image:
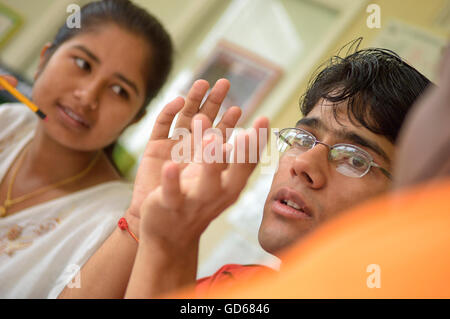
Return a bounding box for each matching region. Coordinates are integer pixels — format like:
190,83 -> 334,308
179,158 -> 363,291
73,82 -> 101,110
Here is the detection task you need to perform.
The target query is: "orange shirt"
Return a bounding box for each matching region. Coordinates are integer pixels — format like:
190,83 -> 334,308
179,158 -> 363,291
176,179 -> 450,298
196,264 -> 276,297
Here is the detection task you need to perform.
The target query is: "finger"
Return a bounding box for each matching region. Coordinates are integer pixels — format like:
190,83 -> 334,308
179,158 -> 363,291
191,113 -> 213,163
150,97 -> 185,140
0,75 -> 18,90
215,106 -> 242,141
201,133 -> 229,170
195,141 -> 225,202
253,116 -> 270,159
230,116 -> 269,164
180,130 -> 227,181
161,161 -> 184,210
438,44 -> 450,84
193,137 -> 234,220
175,80 -> 210,130
199,78 -> 230,121
223,116 -> 269,192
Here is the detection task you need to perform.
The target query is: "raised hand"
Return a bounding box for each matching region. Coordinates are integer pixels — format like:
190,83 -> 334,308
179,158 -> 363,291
125,79 -> 242,233
140,112 -> 269,252
125,113 -> 269,298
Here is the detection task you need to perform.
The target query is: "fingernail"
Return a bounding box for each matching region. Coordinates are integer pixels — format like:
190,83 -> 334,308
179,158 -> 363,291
203,133 -> 215,143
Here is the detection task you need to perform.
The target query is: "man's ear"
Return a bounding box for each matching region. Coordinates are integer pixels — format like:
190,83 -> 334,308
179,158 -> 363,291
34,42 -> 53,80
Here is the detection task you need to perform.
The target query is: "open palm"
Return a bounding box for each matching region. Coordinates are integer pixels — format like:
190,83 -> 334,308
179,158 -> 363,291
126,79 -> 242,223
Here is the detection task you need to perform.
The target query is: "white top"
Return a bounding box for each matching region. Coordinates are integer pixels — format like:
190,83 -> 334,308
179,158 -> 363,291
0,103 -> 133,298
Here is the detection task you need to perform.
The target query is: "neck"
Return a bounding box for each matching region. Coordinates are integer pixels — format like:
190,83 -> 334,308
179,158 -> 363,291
23,124 -> 101,183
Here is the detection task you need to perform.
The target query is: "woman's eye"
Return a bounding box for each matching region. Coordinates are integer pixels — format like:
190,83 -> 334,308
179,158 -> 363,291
111,85 -> 129,99
74,57 -> 90,71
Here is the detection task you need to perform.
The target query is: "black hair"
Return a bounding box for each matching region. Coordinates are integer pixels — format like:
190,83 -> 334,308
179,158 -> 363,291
45,0 -> 173,114
300,38 -> 432,143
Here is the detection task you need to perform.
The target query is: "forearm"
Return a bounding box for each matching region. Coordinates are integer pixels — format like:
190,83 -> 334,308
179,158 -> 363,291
125,238 -> 199,299
58,213 -> 139,299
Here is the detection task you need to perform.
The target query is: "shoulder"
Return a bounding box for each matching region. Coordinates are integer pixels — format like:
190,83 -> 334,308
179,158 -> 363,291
0,103 -> 37,144
196,264 -> 275,296
0,103 -> 36,126
211,264 -> 270,276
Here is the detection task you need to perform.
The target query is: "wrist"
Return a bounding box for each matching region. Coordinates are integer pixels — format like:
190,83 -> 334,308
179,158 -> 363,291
124,208 -> 140,238
140,234 -> 200,259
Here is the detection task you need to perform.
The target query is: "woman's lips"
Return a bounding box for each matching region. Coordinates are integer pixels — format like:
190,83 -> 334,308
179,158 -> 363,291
56,104 -> 90,129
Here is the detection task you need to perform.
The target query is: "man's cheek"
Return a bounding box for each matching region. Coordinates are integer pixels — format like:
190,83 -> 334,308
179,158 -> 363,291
319,192 -> 356,222
272,161 -> 292,182
334,187 -> 378,216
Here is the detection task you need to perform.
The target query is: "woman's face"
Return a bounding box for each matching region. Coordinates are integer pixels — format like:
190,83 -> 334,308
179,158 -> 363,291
32,24 -> 150,151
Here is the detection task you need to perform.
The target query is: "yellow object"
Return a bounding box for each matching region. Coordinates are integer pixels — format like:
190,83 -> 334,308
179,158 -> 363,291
0,77 -> 46,119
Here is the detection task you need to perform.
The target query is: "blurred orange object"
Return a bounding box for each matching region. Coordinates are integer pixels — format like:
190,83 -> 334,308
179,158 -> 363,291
174,178 -> 450,298
196,264 -> 276,296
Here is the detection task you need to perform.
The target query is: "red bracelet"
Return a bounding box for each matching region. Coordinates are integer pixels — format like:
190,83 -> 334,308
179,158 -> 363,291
118,217 -> 139,243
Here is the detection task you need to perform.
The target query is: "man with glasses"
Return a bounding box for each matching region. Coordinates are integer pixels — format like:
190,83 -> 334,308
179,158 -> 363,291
120,46 -> 432,298
258,47 -> 430,261
191,45 -> 450,299
260,106 -> 395,255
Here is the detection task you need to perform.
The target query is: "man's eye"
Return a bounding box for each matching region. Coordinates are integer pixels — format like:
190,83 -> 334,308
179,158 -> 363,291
74,57 -> 90,71
350,156 -> 366,168
111,85 -> 129,99
296,136 -> 314,148
301,140 -> 311,147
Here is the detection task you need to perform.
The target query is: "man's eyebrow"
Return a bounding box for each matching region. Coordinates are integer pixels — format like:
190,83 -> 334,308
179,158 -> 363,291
71,45 -> 140,97
296,117 -> 322,130
296,117 -> 390,163
341,131 -> 391,164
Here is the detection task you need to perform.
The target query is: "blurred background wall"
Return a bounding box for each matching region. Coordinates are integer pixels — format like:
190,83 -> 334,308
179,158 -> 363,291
1,0 -> 448,277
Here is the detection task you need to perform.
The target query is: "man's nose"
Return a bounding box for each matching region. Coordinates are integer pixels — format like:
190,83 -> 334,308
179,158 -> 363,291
290,143 -> 329,189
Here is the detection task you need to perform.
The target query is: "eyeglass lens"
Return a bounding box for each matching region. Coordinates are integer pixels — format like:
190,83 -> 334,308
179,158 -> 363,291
277,129 -> 372,178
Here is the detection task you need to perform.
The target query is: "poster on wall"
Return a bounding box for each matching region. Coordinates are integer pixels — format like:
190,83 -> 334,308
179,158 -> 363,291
0,3 -> 22,50
183,40 -> 282,125
371,19 -> 447,82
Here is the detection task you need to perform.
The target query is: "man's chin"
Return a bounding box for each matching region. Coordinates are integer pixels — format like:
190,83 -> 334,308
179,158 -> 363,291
258,210 -> 316,256
258,226 -> 306,257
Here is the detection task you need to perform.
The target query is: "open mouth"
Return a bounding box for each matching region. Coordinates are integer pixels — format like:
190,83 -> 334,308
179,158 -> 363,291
280,199 -> 305,212
57,104 -> 90,128
271,188 -> 312,220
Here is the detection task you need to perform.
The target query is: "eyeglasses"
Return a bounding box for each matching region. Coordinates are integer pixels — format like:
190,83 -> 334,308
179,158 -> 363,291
275,128 -> 392,179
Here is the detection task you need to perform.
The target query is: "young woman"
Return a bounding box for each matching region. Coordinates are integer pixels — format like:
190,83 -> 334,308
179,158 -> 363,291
0,0 -> 173,298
